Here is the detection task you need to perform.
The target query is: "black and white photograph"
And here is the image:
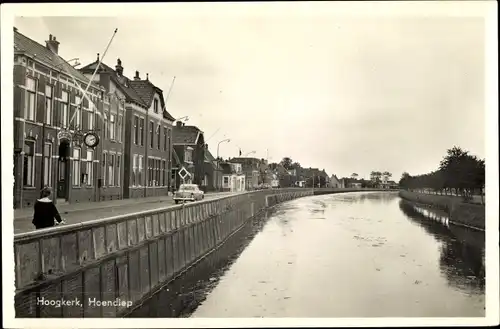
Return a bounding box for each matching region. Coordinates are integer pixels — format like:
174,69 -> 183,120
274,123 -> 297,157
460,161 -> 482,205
1,1 -> 498,327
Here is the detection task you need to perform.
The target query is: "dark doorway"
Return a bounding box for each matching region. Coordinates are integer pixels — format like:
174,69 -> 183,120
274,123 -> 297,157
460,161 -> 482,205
57,140 -> 70,202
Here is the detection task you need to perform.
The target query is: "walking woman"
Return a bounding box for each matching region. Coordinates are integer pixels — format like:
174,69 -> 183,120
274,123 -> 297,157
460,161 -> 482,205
32,187 -> 65,229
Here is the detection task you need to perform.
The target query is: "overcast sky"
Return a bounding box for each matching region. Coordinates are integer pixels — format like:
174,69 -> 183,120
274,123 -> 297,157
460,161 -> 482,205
13,4 -> 488,180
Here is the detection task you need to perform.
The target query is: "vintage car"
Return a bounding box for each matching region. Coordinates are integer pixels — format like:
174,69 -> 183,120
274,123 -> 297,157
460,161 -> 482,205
173,184 -> 205,204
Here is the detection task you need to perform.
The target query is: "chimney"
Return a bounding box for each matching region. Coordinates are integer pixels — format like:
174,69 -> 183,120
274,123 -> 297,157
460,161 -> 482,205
134,71 -> 140,81
176,121 -> 183,127
45,34 -> 60,54
205,144 -> 208,150
14,27 -> 18,32
115,58 -> 123,76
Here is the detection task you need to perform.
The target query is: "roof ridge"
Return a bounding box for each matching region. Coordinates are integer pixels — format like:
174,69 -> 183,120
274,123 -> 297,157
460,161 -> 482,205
15,30 -> 101,88
14,30 -> 52,53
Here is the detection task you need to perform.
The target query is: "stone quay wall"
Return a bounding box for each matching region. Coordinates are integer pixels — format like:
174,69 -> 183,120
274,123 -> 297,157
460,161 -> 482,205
14,188 -> 313,318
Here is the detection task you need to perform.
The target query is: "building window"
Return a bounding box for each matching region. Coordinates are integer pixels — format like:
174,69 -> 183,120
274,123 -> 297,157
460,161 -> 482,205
108,153 -> 115,186
163,127 -> 168,151
156,159 -> 160,186
61,90 -> 69,128
74,95 -> 82,128
88,111 -> 95,130
223,176 -> 229,188
86,150 -> 94,186
162,160 -> 167,186
149,121 -> 154,148
154,99 -> 159,114
132,154 -> 138,186
167,129 -> 171,162
157,125 -> 161,150
138,155 -> 144,186
133,115 -> 139,145
23,140 -> 36,187
72,148 -> 81,187
146,158 -> 150,186
45,85 -> 53,125
117,114 -> 123,142
148,158 -> 153,187
185,148 -> 193,163
152,159 -> 158,186
103,113 -> 108,140
43,143 -> 52,187
102,152 -> 107,186
116,155 -> 121,187
25,77 -> 36,121
109,114 -> 116,140
151,159 -> 155,186
139,118 -> 145,146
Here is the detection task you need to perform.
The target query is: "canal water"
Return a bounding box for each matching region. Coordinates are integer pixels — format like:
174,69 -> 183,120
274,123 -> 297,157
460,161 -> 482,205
128,191 -> 485,318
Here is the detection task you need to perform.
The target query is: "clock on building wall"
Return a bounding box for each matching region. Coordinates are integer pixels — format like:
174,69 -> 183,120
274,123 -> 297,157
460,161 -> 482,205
83,132 -> 100,148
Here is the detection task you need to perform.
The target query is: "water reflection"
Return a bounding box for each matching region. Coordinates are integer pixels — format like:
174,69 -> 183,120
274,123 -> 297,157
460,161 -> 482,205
129,193 -> 485,318
331,191 -> 399,204
399,200 -> 485,295
127,210 -> 274,318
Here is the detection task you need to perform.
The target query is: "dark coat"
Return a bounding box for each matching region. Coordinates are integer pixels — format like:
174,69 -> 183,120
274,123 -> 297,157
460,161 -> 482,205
32,197 -> 62,229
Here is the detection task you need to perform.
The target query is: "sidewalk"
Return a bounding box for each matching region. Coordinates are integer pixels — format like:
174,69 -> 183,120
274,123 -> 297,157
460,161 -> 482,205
14,191 -> 232,220
13,191 -> 240,234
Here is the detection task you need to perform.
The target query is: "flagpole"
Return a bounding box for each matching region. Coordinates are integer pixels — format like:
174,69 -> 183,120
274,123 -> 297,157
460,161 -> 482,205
69,28 -> 118,127
164,76 -> 176,105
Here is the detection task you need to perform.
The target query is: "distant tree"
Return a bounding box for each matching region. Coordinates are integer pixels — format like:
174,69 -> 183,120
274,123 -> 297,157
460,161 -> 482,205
399,146 -> 485,203
351,173 -> 359,180
439,146 -> 477,198
475,158 -> 485,203
399,172 -> 411,188
280,157 -> 293,170
291,162 -> 301,169
370,171 -> 382,184
382,171 -> 392,181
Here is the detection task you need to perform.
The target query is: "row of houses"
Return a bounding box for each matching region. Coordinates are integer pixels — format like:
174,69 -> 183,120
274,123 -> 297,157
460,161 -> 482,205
329,175 -> 399,189
12,28 -> 254,208
13,28 -> 182,209
13,28 -> 320,208
13,28 -> 375,209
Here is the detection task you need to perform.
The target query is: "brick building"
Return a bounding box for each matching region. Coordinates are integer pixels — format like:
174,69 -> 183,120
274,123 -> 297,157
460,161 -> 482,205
172,122 -> 205,190
79,59 -> 175,199
13,28 -> 119,208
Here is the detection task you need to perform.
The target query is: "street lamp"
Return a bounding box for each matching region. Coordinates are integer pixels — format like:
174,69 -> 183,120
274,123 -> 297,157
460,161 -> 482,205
216,138 -> 230,192
216,138 -> 231,168
173,116 -> 189,124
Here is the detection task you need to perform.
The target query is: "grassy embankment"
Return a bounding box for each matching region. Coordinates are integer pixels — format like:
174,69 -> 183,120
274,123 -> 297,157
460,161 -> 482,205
399,190 -> 485,231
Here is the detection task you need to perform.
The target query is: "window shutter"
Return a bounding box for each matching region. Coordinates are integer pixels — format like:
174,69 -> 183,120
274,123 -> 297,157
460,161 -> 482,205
82,108 -> 89,130
81,160 -> 87,174
36,89 -> 44,124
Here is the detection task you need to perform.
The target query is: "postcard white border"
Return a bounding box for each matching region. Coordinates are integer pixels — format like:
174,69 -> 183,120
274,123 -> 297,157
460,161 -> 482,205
2,1 -> 498,327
